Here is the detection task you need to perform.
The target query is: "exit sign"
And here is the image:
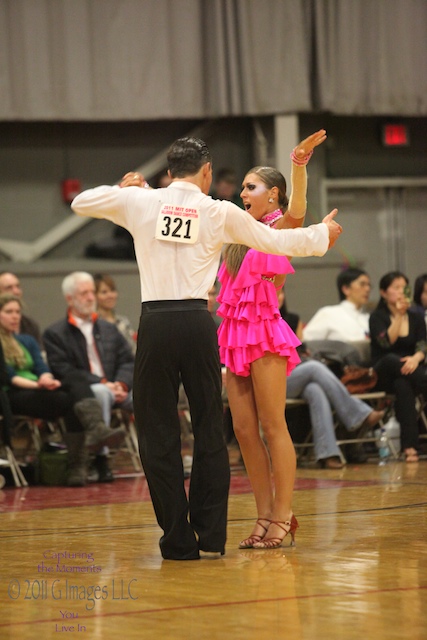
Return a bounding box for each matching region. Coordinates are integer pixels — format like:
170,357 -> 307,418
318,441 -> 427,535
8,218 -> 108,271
382,123 -> 409,147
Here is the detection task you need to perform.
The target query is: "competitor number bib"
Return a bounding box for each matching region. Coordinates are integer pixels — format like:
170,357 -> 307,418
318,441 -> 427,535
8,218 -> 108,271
155,204 -> 200,244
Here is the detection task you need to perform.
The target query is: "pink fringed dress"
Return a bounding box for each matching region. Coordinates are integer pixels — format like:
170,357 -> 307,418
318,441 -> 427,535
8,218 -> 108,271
216,249 -> 301,377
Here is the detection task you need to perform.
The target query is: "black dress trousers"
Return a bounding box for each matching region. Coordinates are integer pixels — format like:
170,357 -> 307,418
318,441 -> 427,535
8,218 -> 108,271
133,300 -> 230,560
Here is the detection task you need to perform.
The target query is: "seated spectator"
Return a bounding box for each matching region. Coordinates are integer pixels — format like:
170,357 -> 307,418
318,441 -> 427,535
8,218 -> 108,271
94,273 -> 137,354
0,294 -> 125,486
210,167 -> 243,208
43,272 -> 134,482
280,290 -> 384,468
370,271 -> 427,463
303,267 -> 372,347
0,271 -> 43,346
287,359 -> 384,468
412,273 -> 427,330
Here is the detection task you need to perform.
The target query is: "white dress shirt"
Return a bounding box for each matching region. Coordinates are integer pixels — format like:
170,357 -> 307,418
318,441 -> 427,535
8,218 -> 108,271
72,182 -> 329,302
303,300 -> 370,342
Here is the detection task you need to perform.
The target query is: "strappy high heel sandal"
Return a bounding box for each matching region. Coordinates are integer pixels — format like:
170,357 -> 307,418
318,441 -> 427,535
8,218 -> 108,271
253,515 -> 299,549
239,518 -> 271,549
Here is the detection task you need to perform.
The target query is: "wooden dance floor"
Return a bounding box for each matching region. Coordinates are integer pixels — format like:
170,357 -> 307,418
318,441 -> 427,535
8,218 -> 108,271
1,453 -> 426,639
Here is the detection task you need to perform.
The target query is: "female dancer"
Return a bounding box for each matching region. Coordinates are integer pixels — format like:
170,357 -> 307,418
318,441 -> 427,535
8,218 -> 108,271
370,271 -> 427,463
217,130 -> 327,549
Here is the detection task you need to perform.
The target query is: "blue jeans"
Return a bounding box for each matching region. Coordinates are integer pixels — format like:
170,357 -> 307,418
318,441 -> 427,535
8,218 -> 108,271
90,383 -> 133,455
286,360 -> 372,461
90,383 -> 133,426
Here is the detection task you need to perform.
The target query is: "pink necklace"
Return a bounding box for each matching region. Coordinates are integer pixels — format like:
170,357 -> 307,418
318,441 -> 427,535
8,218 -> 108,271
260,208 -> 283,227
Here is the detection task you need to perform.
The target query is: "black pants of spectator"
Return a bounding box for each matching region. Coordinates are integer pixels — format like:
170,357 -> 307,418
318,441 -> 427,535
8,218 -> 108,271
134,300 -> 230,560
374,353 -> 427,450
7,371 -> 96,433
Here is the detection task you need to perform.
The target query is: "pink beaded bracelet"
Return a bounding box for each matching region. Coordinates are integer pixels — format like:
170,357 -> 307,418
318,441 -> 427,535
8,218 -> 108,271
290,148 -> 313,166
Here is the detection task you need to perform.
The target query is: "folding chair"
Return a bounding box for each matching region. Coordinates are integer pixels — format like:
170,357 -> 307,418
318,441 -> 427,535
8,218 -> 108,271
287,391 -> 398,465
334,392 -> 399,462
0,389 -> 28,487
110,408 -> 144,473
11,415 -> 65,458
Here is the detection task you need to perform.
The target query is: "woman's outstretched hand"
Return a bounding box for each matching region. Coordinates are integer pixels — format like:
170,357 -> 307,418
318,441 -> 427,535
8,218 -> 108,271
293,129 -> 327,162
322,208 -> 342,248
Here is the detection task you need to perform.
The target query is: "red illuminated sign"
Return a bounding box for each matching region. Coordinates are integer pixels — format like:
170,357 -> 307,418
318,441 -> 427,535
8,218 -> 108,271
382,124 -> 409,147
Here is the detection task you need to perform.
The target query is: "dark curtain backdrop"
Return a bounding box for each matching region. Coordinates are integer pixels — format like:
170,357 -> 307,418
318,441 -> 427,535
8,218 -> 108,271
0,0 -> 426,120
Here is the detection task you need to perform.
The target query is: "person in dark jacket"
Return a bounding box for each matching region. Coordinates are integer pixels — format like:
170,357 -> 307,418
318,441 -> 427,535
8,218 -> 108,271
0,294 -> 125,486
43,272 -> 134,481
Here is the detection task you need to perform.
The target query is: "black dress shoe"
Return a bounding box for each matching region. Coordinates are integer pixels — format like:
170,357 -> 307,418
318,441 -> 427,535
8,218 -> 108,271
199,551 -> 225,559
94,455 -> 115,482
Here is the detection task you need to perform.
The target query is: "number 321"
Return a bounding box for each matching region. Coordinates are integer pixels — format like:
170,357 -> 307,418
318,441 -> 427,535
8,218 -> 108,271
161,216 -> 192,240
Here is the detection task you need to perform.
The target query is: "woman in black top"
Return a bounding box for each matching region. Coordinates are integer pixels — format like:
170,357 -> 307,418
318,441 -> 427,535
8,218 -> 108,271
369,271 -> 427,463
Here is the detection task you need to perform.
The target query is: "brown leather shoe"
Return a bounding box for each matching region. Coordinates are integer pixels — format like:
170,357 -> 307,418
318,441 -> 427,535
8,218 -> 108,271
319,456 -> 344,469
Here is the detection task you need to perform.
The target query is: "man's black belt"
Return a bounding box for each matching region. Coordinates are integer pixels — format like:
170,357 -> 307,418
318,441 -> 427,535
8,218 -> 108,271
141,299 -> 207,313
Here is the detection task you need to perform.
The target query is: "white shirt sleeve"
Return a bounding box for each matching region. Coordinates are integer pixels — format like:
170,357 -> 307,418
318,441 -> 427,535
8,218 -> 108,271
72,185 -> 134,228
223,202 -> 329,257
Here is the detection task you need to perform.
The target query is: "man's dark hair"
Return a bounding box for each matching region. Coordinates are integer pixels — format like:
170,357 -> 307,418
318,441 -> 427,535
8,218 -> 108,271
167,137 -> 212,178
336,267 -> 368,301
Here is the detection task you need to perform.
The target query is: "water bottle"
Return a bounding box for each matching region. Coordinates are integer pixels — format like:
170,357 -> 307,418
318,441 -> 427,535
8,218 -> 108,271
377,427 -> 390,465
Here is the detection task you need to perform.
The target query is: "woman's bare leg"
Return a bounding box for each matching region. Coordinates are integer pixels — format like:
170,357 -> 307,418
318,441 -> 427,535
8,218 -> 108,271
226,369 -> 274,539
251,353 -> 296,539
